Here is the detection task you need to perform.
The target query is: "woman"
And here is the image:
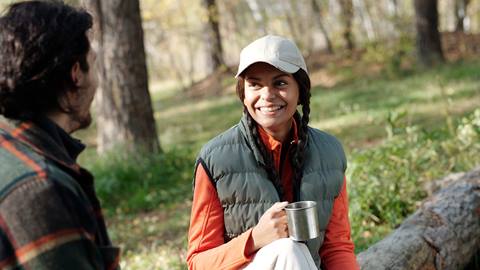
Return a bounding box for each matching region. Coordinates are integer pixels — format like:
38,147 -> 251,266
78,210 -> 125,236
187,35 -> 358,270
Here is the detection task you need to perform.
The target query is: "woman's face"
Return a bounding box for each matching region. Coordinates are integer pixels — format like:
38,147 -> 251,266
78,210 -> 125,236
243,62 -> 299,141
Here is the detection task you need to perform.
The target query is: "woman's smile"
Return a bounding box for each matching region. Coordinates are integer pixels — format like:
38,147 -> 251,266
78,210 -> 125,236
242,62 -> 300,142
256,104 -> 286,114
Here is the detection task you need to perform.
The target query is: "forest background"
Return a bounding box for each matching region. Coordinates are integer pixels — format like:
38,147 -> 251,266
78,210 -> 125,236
1,0 -> 479,269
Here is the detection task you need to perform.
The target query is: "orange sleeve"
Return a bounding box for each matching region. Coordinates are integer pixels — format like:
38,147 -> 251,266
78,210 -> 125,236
319,176 -> 359,270
187,163 -> 255,270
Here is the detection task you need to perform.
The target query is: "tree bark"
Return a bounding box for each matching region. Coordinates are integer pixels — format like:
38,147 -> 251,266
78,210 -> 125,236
353,0 -> 375,41
82,0 -> 161,154
455,0 -> 471,32
414,0 -> 444,66
202,0 -> 224,74
284,0 -> 302,49
338,0 -> 355,51
65,0 -> 80,5
387,0 -> 398,18
182,27 -> 198,90
311,0 -> 333,54
357,167 -> 480,269
245,0 -> 267,36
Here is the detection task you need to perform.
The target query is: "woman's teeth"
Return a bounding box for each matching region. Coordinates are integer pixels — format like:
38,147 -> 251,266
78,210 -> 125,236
259,106 -> 283,112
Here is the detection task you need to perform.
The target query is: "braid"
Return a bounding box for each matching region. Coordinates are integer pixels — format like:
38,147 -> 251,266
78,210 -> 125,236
290,70 -> 311,201
245,108 -> 284,199
236,69 -> 311,202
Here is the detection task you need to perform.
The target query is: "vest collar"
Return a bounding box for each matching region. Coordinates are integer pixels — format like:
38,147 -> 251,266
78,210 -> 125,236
239,113 -> 300,166
257,117 -> 299,152
239,113 -> 265,165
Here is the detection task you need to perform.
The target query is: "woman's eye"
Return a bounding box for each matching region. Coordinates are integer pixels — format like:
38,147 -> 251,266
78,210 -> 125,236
274,80 -> 287,88
247,82 -> 260,89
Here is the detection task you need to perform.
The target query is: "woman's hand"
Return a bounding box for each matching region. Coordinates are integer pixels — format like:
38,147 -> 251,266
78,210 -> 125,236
251,201 -> 289,251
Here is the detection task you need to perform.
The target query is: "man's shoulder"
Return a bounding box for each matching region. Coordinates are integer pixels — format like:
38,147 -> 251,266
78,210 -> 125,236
0,136 -> 79,201
0,136 -> 45,186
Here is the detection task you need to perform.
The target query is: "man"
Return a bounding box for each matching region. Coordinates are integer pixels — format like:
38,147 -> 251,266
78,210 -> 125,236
0,1 -> 120,269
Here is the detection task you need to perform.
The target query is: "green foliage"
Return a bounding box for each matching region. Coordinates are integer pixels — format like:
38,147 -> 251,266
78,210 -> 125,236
90,147 -> 195,215
385,110 -> 408,138
348,109 -> 480,252
361,34 -> 415,78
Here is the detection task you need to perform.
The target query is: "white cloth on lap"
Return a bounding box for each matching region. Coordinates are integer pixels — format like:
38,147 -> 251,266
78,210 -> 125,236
242,238 -> 317,270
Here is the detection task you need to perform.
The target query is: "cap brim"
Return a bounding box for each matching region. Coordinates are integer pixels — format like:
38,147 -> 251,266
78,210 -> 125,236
235,59 -> 300,78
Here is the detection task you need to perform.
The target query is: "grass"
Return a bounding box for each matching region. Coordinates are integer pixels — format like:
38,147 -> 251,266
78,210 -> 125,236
90,147 -> 194,214
79,58 -> 480,269
109,203 -> 190,269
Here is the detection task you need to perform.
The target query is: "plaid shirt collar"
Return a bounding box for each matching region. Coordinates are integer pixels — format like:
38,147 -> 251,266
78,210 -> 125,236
33,116 -> 85,161
0,115 -> 84,173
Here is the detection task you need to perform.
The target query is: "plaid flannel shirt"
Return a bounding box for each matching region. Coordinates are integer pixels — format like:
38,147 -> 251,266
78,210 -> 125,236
0,117 -> 120,270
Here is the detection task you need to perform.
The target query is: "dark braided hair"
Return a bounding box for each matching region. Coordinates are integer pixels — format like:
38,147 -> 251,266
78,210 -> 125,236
244,108 -> 285,199
236,69 -> 311,201
290,70 -> 311,201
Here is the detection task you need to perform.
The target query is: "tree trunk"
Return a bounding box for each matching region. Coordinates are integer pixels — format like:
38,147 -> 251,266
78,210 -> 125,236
165,37 -> 188,92
178,3 -> 198,90
353,0 -> 375,41
338,0 -> 355,51
387,0 -> 398,18
284,0 -> 302,49
245,0 -> 267,36
82,0 -> 161,154
65,0 -> 80,5
311,0 -> 333,54
414,0 -> 444,66
202,0 -> 224,74
455,0 -> 471,32
357,167 -> 480,269
222,2 -> 245,56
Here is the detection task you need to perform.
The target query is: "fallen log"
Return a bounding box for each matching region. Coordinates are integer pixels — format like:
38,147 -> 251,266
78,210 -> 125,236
357,167 -> 480,270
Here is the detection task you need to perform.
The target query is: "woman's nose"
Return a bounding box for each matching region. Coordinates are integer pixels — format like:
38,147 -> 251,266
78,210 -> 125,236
260,85 -> 276,101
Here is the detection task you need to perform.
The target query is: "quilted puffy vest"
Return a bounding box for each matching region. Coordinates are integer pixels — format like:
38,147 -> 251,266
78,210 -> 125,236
196,114 -> 346,268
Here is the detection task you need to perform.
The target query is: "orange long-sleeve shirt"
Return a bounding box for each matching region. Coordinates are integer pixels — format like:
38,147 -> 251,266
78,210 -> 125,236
187,125 -> 359,270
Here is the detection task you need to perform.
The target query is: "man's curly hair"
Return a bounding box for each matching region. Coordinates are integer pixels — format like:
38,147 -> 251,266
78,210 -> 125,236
0,0 -> 93,120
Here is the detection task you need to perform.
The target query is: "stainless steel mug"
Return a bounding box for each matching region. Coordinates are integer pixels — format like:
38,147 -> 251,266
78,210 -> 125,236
285,201 -> 320,241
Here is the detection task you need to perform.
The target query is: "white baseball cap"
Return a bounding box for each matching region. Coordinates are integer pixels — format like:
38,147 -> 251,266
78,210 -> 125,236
235,35 -> 308,77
